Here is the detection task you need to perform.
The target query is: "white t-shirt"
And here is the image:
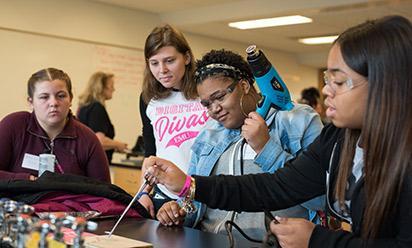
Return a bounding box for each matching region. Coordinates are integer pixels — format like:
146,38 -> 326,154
146,91 -> 208,198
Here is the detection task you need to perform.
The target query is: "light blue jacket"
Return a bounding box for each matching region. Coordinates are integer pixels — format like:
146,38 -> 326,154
185,103 -> 325,227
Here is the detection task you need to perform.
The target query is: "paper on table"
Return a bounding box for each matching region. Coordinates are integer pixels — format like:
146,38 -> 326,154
84,235 -> 152,248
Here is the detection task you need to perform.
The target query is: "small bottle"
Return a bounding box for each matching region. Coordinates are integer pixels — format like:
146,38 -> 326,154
38,154 -> 55,177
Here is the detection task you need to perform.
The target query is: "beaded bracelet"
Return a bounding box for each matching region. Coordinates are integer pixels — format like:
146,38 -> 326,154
179,177 -> 196,214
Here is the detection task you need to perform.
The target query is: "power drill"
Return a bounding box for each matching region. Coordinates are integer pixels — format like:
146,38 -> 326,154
246,45 -> 293,118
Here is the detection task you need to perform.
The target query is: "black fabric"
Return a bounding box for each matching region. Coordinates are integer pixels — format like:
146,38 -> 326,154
0,172 -> 150,219
194,124 -> 412,247
77,101 -> 115,162
139,94 -> 156,157
151,185 -> 174,213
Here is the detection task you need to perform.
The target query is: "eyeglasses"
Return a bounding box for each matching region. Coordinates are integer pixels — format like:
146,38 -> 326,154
200,80 -> 238,109
323,70 -> 365,95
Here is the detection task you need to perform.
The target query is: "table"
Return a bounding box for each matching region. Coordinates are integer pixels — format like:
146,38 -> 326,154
110,153 -> 144,195
94,218 -> 258,248
110,152 -> 144,169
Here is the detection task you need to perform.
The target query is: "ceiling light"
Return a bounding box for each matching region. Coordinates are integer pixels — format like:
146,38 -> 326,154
228,15 -> 312,30
298,35 -> 339,45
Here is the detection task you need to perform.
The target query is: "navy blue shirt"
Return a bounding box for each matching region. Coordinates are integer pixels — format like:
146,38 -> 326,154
77,101 -> 115,162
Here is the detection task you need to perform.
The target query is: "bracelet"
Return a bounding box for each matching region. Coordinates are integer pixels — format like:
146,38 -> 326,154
187,177 -> 196,202
178,177 -> 196,214
178,175 -> 192,197
137,191 -> 150,198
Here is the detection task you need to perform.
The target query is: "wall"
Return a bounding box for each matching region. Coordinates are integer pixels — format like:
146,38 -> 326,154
0,0 -> 319,147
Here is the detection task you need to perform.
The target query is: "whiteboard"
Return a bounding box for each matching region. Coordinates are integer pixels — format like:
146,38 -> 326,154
0,28 -> 145,146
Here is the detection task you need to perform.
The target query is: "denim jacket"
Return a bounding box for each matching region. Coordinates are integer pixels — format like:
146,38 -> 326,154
185,103 -> 325,227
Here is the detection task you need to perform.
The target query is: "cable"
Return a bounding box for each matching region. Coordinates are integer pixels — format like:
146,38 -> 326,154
225,139 -> 253,247
225,220 -> 263,246
224,211 -> 281,247
225,111 -> 281,247
239,138 -> 247,175
225,214 -> 236,248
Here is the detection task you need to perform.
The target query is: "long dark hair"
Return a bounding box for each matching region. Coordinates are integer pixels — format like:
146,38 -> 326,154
142,24 -> 196,103
334,15 -> 412,239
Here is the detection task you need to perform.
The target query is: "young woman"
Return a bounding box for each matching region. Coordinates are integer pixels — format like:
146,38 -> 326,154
0,68 -> 110,182
138,24 -> 208,216
77,71 -> 128,163
299,87 -> 322,114
299,87 -> 328,124
155,49 -> 324,240
144,15 -> 412,247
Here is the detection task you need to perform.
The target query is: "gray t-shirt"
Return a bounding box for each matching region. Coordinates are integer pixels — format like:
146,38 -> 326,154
199,138 -> 309,241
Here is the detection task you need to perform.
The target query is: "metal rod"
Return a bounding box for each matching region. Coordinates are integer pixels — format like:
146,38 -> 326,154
106,181 -> 148,238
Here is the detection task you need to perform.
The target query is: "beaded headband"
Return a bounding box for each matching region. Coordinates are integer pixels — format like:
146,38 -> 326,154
194,63 -> 252,84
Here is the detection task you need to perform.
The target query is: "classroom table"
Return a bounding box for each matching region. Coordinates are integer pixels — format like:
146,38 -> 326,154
109,153 -> 144,195
93,218 -> 259,248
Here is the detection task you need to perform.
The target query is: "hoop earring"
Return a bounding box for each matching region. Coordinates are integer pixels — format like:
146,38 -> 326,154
240,92 -> 258,118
